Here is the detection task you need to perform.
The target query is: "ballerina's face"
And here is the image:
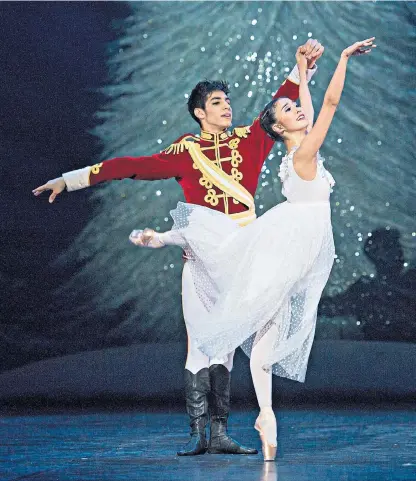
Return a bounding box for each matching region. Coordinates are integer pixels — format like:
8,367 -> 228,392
273,97 -> 309,136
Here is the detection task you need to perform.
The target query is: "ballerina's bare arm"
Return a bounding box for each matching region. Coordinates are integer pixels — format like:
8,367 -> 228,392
296,46 -> 315,131
296,40 -> 325,130
294,38 -> 376,172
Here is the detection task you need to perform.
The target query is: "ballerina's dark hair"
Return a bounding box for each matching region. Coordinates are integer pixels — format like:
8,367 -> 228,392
187,80 -> 229,126
260,97 -> 285,142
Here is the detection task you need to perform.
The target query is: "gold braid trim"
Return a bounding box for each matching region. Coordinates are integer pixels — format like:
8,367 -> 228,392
162,136 -> 198,155
187,142 -> 255,212
90,163 -> 103,175
233,126 -> 251,139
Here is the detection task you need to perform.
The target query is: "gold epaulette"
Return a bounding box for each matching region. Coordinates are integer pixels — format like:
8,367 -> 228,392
162,135 -> 198,155
233,126 -> 251,139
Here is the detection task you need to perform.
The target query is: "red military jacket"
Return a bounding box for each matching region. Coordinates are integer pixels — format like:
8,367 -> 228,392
65,76 -> 304,225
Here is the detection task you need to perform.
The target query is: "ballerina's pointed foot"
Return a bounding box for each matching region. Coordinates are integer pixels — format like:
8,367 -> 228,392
254,407 -> 277,462
129,228 -> 165,248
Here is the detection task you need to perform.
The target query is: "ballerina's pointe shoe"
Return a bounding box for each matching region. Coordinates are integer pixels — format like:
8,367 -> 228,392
254,407 -> 277,462
129,228 -> 165,248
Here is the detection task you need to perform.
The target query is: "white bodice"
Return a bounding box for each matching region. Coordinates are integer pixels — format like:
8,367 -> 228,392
278,147 -> 335,204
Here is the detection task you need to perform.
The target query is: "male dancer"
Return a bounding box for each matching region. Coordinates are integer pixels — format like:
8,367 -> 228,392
33,39 -> 324,456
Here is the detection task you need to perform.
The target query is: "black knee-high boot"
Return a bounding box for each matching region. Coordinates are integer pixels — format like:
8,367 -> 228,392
177,368 -> 210,456
208,364 -> 258,455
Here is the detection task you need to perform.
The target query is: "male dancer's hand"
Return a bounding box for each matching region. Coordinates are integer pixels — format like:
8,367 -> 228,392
301,38 -> 325,69
32,177 -> 66,203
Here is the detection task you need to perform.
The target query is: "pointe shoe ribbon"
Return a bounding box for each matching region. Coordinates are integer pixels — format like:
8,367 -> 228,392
129,228 -> 165,248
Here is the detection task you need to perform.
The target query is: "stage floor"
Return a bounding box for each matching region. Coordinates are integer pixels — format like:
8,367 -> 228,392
1,407 -> 415,481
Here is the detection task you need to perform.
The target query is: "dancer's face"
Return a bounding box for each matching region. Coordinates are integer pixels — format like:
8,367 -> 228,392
195,90 -> 233,132
273,98 -> 309,137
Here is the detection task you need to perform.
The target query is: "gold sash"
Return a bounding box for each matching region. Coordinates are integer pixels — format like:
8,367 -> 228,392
187,142 -> 256,227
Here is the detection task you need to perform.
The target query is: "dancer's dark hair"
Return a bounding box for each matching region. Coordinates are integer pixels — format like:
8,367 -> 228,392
260,98 -> 284,142
187,80 -> 229,126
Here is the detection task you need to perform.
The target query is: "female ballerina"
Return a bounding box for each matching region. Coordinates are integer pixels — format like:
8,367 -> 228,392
130,38 -> 376,461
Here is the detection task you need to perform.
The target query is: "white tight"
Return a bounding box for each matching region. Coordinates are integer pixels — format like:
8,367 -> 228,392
158,230 -> 187,248
182,262 -> 235,373
148,235 -> 234,374
250,324 -> 279,409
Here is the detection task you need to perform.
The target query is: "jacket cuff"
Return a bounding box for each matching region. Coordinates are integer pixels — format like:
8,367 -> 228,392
62,167 -> 91,192
287,64 -> 318,85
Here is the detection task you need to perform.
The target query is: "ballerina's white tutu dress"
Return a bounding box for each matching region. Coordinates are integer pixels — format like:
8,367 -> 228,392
169,146 -> 336,382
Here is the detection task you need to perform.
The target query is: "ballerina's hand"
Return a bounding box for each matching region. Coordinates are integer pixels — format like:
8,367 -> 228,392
295,46 -> 308,72
342,37 -> 376,58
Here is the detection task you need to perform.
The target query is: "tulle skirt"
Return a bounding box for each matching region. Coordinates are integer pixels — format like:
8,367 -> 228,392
171,201 -> 335,382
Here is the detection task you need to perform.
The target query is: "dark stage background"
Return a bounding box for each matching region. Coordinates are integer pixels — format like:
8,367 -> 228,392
0,2 -> 415,402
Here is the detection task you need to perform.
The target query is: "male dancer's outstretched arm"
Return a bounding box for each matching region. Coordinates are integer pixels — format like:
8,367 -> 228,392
32,144 -> 186,203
